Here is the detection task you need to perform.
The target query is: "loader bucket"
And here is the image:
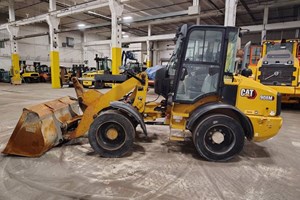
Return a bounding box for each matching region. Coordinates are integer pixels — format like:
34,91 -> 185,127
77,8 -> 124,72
2,96 -> 80,157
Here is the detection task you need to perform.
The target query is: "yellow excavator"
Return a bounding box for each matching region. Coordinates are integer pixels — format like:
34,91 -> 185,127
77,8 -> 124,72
2,25 -> 282,161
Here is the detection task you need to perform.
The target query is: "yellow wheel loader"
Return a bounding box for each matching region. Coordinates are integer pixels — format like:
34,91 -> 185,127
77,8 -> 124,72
2,25 -> 283,161
81,56 -> 112,89
253,39 -> 300,104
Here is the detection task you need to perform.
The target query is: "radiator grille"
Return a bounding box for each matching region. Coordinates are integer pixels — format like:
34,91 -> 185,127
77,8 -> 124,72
258,64 -> 295,85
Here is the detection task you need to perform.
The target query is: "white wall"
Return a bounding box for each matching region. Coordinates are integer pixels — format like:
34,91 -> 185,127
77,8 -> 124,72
155,41 -> 175,65
0,29 -> 11,68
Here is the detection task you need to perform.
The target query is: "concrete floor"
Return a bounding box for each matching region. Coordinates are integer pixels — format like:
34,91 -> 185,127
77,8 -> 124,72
0,82 -> 300,200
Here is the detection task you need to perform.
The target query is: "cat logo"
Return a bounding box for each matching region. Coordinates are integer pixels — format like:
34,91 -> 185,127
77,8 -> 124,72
240,89 -> 257,99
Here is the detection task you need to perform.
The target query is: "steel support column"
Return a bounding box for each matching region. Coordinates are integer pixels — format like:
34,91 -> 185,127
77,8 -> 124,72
8,1 -> 21,85
49,0 -> 56,11
196,17 -> 200,25
109,0 -> 123,75
224,0 -> 238,26
82,32 -> 88,66
146,24 -> 152,67
8,0 -> 15,22
261,6 -> 269,43
46,16 -> 61,88
7,25 -> 21,85
152,41 -> 158,66
296,7 -> 300,38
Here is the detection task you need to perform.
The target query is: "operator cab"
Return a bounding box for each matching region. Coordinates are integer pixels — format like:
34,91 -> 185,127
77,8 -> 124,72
155,24 -> 239,103
94,55 -> 112,72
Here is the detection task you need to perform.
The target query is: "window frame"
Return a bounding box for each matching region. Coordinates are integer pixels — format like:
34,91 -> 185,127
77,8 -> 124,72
172,26 -> 229,104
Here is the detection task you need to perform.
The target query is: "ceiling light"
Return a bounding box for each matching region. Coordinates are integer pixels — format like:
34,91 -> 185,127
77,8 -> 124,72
123,16 -> 132,20
123,35 -> 129,38
122,31 -> 126,34
78,24 -> 86,27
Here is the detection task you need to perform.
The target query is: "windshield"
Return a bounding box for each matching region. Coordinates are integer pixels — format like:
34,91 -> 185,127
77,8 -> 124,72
24,66 -> 36,72
99,59 -> 112,71
225,31 -> 238,73
266,42 -> 294,54
175,29 -> 223,102
166,36 -> 183,77
40,66 -> 48,72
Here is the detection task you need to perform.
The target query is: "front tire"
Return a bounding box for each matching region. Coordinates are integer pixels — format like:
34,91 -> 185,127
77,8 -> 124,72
193,114 -> 245,161
24,77 -> 30,83
94,81 -> 104,89
88,110 -> 135,157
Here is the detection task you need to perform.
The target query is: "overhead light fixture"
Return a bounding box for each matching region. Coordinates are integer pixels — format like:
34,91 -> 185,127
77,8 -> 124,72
78,24 -> 86,27
122,31 -> 126,34
123,16 -> 132,20
123,35 -> 129,38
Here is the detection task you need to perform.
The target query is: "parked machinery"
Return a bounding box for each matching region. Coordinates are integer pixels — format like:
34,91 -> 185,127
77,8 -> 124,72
3,25 -> 282,161
121,51 -> 144,73
36,65 -> 51,82
59,65 -> 85,87
0,68 -> 11,83
20,61 -> 40,83
60,66 -> 72,87
246,44 -> 262,78
253,39 -> 300,104
81,55 -> 112,89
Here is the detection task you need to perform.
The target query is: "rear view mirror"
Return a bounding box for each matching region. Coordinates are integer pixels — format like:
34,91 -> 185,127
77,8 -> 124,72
241,68 -> 252,77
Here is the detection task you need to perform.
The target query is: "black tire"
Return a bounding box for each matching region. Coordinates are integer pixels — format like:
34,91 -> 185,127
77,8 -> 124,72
24,77 -> 30,83
94,81 -> 104,89
88,110 -> 135,157
193,114 -> 245,161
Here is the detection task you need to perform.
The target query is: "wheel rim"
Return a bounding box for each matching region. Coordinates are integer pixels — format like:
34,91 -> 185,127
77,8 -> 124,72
96,122 -> 127,151
203,125 -> 235,154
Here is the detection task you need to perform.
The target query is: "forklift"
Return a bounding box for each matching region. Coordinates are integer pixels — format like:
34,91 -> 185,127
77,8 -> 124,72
3,25 -> 282,161
20,61 -> 40,83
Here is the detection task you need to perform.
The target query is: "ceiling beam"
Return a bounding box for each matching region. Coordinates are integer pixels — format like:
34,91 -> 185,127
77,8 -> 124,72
239,0 -> 256,22
84,33 -> 175,46
242,20 -> 300,32
207,0 -> 224,14
0,0 -> 110,30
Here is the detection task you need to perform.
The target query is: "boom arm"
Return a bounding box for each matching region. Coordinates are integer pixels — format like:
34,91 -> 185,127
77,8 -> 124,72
69,73 -> 147,139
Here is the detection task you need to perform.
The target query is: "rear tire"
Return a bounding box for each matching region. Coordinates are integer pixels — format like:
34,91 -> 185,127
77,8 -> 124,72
193,114 -> 245,161
88,110 -> 135,157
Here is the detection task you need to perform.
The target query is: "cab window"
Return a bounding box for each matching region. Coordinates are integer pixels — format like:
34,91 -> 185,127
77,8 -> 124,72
175,29 -> 223,102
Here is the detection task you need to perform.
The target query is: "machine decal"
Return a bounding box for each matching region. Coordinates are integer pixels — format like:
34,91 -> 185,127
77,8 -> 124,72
260,95 -> 274,101
240,89 -> 257,99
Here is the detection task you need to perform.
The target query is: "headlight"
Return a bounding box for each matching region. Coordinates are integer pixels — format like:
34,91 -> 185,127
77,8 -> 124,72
270,110 -> 276,116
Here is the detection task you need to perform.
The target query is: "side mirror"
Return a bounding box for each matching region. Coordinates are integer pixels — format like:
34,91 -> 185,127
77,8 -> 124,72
180,67 -> 188,80
241,68 -> 252,77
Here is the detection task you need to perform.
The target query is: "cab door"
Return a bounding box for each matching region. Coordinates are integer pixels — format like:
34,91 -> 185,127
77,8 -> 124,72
173,27 -> 229,103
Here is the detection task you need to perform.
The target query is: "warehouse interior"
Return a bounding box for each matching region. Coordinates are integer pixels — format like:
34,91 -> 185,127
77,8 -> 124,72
0,0 -> 300,199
